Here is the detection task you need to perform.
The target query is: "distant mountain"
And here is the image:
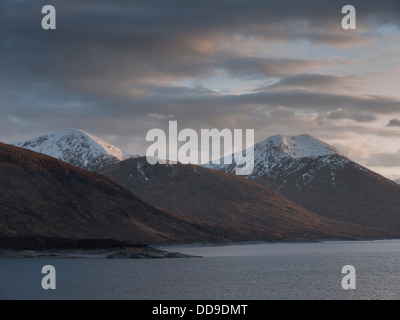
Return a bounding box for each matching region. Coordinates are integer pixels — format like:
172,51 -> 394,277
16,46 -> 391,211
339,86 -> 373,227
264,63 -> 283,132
395,179 -> 400,185
204,134 -> 346,177
13,128 -> 138,171
205,134 -> 400,232
100,157 -> 396,240
0,143 -> 215,243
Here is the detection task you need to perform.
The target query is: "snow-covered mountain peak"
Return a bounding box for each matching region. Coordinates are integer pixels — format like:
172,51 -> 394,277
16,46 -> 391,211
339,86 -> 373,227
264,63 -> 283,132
204,133 -> 350,188
13,128 -> 134,171
259,134 -> 341,159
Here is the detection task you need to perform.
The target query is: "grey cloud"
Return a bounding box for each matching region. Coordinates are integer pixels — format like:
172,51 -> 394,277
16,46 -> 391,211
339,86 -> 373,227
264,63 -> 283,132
268,74 -> 357,90
313,124 -> 400,139
148,113 -> 175,120
231,91 -> 400,114
346,113 -> 378,123
366,151 -> 400,167
1,0 -> 397,88
327,109 -> 378,123
269,106 -> 296,118
2,0 -> 400,155
386,119 -> 400,127
98,88 -> 400,121
0,1 -> 396,102
3,83 -> 399,134
219,58 -> 340,78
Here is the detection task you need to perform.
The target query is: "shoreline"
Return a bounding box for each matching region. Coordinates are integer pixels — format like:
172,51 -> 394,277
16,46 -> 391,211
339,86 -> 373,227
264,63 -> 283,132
2,237 -> 400,259
153,237 -> 400,248
0,246 -> 201,259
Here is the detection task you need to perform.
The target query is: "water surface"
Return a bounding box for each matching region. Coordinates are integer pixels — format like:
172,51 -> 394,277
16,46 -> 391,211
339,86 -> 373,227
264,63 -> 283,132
1,240 -> 399,299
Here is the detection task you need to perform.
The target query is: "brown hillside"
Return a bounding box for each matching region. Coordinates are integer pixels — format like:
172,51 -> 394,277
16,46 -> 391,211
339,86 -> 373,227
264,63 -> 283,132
0,143 -> 216,243
101,157 -> 398,240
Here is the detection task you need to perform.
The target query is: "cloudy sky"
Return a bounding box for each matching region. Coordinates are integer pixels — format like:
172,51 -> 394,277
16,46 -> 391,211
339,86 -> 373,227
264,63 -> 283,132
2,0 -> 400,178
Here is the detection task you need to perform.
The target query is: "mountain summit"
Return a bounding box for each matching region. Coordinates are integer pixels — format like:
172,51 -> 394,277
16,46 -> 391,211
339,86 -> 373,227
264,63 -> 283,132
260,134 -> 341,159
13,128 -> 135,171
206,133 -> 400,232
206,133 -> 348,183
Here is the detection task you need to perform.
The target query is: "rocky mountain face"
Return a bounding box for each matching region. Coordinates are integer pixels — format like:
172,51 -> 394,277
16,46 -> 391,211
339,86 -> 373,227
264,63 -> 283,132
0,143 -> 217,243
101,157 -> 396,240
206,134 -> 400,232
12,128 -> 137,171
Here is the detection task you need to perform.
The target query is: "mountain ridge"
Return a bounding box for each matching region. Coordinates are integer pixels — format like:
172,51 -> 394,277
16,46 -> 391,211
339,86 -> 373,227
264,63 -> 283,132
205,134 -> 400,232
101,156 -> 398,240
204,134 -> 350,178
